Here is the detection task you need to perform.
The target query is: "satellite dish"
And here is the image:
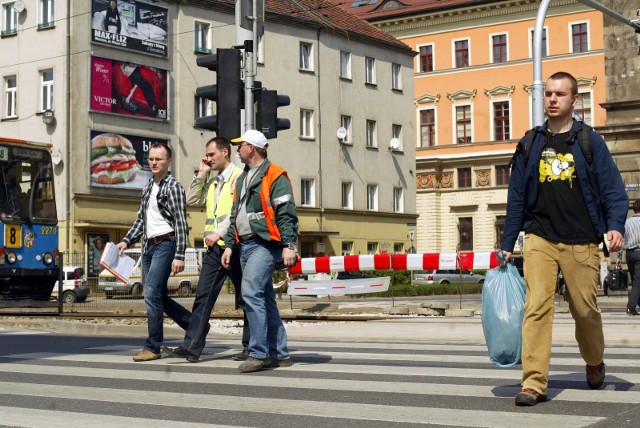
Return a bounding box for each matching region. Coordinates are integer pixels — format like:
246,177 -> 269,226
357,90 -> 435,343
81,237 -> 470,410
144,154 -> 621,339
389,138 -> 400,150
337,127 -> 347,140
13,0 -> 25,13
51,150 -> 62,166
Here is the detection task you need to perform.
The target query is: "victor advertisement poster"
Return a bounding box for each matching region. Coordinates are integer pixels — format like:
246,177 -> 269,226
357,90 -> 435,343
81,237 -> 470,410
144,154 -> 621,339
89,130 -> 168,190
90,56 -> 169,120
91,0 -> 169,57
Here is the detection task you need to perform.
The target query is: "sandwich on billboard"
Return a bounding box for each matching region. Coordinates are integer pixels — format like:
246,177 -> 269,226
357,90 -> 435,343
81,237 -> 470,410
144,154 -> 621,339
89,130 -> 168,190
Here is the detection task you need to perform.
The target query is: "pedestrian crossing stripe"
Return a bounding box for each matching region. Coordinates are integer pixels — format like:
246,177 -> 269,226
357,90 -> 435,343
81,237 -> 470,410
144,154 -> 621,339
0,381 -> 605,427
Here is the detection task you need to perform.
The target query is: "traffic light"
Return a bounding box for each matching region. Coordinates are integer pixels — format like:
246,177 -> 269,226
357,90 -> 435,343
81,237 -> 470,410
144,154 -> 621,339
195,48 -> 242,139
256,89 -> 290,139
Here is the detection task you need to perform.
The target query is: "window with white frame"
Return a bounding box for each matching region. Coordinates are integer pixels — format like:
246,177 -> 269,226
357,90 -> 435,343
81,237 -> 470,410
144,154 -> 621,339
491,33 -> 507,63
300,178 -> 315,207
391,63 -> 402,90
392,124 -> 403,150
367,242 -> 378,255
341,181 -> 353,209
454,39 -> 470,68
529,27 -> 548,57
393,243 -> 404,254
455,105 -> 472,144
340,51 -> 351,79
367,184 -> 378,211
341,241 -> 353,256
2,2 -> 18,36
194,21 -> 211,53
420,108 -> 436,147
365,56 -> 376,85
496,165 -> 510,186
366,119 -> 377,148
571,22 -> 589,53
194,95 -> 212,121
299,42 -> 313,71
492,100 -> 510,141
300,109 -> 314,138
340,115 -> 352,144
575,92 -> 592,125
4,75 -> 17,118
458,217 -> 473,251
39,0 -> 55,28
40,69 -> 53,112
393,187 -> 404,213
418,44 -> 433,72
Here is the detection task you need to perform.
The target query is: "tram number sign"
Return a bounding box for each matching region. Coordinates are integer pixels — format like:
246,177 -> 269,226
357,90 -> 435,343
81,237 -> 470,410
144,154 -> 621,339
5,225 -> 22,248
0,146 -> 8,161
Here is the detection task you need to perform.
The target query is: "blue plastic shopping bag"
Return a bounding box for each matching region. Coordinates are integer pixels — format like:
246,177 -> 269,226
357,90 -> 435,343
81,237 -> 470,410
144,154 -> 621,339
481,262 -> 526,368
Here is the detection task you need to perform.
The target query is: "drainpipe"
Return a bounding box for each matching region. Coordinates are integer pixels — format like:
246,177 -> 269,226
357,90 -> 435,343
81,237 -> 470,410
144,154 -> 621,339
316,28 -> 323,232
65,0 -> 71,254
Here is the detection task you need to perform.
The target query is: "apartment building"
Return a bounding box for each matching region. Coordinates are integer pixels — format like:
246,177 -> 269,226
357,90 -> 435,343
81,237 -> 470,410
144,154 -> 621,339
343,0 -> 606,254
0,0 -> 416,278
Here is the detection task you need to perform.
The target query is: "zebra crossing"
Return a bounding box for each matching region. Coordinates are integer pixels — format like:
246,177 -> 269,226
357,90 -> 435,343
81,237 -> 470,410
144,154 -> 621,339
0,330 -> 638,427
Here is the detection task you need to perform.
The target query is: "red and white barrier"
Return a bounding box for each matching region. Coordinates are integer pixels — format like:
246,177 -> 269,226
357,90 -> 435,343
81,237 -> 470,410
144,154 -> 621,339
288,254 -> 391,275
392,252 -> 499,271
288,251 -> 499,274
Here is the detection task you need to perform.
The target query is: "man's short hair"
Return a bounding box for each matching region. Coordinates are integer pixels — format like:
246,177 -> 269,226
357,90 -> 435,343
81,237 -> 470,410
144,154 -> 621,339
150,142 -> 172,159
207,137 -> 231,156
548,71 -> 578,96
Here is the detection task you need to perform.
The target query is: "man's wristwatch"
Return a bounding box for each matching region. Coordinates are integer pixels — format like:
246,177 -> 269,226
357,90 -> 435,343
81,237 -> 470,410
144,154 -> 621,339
285,243 -> 298,252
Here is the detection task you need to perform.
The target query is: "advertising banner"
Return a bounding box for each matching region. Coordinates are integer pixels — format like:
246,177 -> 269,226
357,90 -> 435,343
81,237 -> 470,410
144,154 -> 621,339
89,130 -> 168,190
86,232 -> 109,277
91,0 -> 169,57
90,56 -> 168,120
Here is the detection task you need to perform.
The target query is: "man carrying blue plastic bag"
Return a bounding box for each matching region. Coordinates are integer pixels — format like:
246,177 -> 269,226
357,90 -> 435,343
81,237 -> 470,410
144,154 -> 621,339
481,257 -> 526,368
500,72 -> 627,407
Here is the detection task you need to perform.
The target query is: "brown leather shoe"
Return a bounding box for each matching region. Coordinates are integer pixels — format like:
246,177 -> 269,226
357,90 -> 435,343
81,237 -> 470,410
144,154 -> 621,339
133,349 -> 161,362
514,388 -> 547,406
586,362 -> 606,389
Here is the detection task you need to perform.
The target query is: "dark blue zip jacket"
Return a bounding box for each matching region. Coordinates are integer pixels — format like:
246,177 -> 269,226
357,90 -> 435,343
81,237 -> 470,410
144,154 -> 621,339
501,120 -> 628,252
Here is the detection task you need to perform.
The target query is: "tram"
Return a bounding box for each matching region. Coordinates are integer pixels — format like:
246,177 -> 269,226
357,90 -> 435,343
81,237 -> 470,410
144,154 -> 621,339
0,137 -> 59,306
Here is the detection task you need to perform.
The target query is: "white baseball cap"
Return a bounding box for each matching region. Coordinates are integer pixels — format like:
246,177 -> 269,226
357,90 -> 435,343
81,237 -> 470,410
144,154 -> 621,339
230,130 -> 268,149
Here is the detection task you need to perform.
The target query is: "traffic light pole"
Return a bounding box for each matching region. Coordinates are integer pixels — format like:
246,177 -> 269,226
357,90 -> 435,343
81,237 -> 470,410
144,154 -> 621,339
244,40 -> 255,131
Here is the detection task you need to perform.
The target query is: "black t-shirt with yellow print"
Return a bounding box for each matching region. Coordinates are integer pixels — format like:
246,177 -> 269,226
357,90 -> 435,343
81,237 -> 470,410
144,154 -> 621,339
526,131 -> 599,244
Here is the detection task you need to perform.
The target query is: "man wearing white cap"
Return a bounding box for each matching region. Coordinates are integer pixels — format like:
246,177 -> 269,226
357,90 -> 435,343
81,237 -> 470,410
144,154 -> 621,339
221,129 -> 298,373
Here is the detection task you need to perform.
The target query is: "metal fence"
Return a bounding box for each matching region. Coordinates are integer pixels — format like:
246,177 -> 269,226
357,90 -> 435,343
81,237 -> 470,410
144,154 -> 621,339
58,250 -> 240,315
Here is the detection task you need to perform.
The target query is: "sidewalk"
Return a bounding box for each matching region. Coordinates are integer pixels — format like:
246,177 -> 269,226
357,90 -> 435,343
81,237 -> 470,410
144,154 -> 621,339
1,300 -> 639,347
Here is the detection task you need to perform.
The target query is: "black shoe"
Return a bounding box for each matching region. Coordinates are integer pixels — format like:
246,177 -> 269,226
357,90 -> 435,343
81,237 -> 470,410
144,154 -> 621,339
161,345 -> 199,362
627,308 -> 639,316
238,357 -> 269,373
514,388 -> 547,406
232,349 -> 250,361
266,357 -> 293,368
586,362 -> 606,389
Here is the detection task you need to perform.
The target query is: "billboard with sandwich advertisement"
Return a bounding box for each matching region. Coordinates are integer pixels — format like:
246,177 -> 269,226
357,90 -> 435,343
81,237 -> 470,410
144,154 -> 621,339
90,56 -> 169,120
90,0 -> 169,58
89,130 -> 168,190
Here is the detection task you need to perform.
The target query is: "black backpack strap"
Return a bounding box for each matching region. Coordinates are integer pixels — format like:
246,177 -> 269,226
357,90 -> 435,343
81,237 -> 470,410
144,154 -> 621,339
509,126 -> 541,168
579,124 -> 593,165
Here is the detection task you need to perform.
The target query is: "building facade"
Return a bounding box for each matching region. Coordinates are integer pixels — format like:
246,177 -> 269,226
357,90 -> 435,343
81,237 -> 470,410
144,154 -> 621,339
0,0 -> 417,280
343,0 -> 607,254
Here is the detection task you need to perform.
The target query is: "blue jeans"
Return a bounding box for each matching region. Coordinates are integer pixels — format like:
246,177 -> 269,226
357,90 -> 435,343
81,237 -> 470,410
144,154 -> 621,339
239,238 -> 288,360
142,238 -> 192,353
182,244 -> 249,356
627,249 -> 640,311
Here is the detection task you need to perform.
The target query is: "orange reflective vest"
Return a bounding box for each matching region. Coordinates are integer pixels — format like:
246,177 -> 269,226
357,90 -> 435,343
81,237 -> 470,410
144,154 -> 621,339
232,163 -> 290,243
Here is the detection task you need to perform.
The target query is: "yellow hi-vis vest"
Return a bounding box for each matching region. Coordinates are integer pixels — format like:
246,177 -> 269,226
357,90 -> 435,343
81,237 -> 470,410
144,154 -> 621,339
204,166 -> 241,246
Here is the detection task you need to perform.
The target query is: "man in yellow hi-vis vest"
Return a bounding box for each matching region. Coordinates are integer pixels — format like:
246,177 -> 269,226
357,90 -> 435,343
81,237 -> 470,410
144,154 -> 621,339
161,136 -> 248,362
